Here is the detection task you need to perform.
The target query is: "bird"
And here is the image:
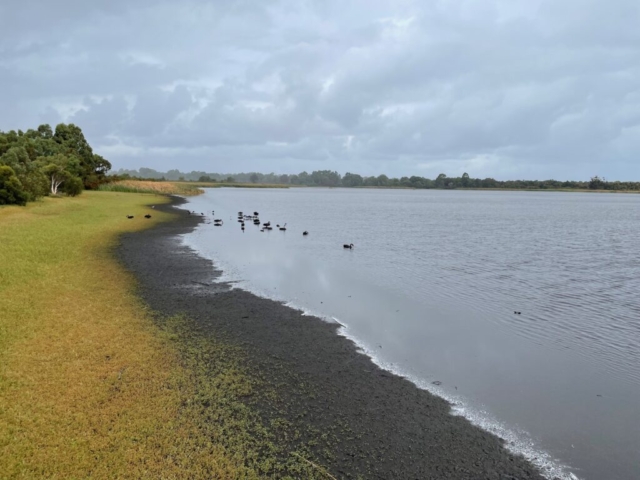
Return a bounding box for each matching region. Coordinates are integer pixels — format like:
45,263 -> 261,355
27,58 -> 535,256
254,211 -> 259,216
279,223 -> 287,231
303,231 -> 309,236
144,214 -> 151,219
126,215 -> 134,219
343,243 -> 354,249
514,311 -> 522,315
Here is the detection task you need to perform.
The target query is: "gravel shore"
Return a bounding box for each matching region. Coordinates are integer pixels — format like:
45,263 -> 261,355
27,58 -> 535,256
117,195 -> 545,480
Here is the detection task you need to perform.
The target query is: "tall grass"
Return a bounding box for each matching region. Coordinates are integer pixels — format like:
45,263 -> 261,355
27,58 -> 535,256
98,180 -> 204,195
0,192 -> 319,479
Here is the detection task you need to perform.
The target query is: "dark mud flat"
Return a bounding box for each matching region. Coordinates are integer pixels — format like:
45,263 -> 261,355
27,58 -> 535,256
117,196 -> 545,480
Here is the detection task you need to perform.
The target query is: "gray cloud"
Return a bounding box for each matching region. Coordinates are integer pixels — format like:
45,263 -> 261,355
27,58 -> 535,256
1,0 -> 639,179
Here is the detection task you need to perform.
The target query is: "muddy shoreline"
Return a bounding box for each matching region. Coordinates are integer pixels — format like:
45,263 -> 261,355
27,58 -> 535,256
116,195 -> 545,480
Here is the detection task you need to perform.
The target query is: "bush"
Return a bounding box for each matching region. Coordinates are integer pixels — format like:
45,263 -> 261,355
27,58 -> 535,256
62,176 -> 84,197
19,169 -> 49,201
0,165 -> 28,205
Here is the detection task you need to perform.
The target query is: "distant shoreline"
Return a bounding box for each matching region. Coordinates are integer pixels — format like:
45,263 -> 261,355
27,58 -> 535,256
189,181 -> 640,193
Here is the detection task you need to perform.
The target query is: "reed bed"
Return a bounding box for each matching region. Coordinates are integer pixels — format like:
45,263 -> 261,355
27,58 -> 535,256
98,180 -> 204,195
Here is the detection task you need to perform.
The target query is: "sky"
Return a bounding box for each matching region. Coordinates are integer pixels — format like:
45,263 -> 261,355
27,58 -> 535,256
1,0 -> 639,180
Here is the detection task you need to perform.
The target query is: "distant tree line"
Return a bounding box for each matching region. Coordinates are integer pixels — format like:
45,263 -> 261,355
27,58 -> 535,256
0,124 -> 112,205
114,168 -> 640,192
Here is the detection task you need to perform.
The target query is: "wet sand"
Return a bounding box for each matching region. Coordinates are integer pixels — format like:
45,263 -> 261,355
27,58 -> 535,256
117,196 -> 545,480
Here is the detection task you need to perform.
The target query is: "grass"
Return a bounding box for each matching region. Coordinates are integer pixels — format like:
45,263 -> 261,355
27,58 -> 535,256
98,180 -> 205,195
99,180 -> 292,195
0,192 -> 321,479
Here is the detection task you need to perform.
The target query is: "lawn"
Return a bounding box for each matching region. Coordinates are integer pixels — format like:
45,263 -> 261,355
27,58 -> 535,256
0,192 -> 316,479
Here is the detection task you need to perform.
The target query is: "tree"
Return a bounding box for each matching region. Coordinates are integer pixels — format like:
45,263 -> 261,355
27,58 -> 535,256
342,172 -> 363,187
310,170 -> 341,186
166,169 -> 181,180
589,176 -> 607,190
0,166 -> 28,205
377,174 -> 389,186
461,172 -> 470,188
0,146 -> 48,200
38,154 -> 80,195
226,176 -> 235,183
37,124 -> 53,139
480,177 -> 497,188
409,176 -> 426,188
435,173 -> 447,188
363,176 -> 378,187
297,171 -> 310,185
250,173 -> 259,183
139,168 -> 162,179
18,169 -> 48,201
198,175 -> 212,182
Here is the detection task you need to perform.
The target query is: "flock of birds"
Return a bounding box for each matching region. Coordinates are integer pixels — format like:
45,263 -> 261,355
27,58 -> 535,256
188,209 -> 355,249
127,214 -> 152,219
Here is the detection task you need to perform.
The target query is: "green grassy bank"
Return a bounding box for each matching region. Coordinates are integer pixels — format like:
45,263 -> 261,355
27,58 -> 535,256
0,192 -> 320,479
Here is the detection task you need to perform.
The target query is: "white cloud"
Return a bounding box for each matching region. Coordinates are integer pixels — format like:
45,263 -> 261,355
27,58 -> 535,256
1,0 -> 639,180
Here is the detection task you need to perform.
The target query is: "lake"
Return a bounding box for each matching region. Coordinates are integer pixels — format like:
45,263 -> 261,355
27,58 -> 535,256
180,188 -> 640,480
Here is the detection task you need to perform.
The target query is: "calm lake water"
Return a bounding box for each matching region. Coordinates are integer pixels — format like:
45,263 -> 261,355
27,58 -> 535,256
180,188 -> 640,480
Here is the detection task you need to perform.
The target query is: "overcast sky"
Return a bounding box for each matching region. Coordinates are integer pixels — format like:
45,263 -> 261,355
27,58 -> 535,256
1,1 -> 639,180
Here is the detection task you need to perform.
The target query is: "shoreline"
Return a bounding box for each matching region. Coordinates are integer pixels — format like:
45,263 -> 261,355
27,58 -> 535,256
117,195 -> 547,479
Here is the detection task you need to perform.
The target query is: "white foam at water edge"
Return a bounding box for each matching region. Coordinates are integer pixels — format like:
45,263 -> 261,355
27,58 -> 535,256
336,322 -> 581,480
178,231 -> 580,480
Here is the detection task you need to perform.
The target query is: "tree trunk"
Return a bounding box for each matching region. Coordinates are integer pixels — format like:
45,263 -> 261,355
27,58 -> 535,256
50,176 -> 63,195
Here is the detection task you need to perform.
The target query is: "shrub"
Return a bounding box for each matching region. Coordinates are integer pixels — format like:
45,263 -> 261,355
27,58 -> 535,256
62,176 -> 84,197
19,169 -> 49,201
0,165 -> 28,205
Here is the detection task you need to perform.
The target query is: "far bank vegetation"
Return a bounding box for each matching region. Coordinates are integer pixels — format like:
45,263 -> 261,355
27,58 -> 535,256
114,168 -> 639,192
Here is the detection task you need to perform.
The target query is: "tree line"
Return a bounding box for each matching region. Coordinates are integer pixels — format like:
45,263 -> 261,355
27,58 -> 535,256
115,168 -> 640,192
0,124 -> 111,205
